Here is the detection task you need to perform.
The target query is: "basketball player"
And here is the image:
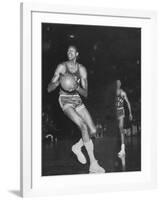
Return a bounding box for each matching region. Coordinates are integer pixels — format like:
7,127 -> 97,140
48,46 -> 105,173
115,80 -> 133,157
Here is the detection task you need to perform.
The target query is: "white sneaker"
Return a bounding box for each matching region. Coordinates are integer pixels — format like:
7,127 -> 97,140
72,145 -> 87,164
89,160 -> 105,173
118,149 -> 126,158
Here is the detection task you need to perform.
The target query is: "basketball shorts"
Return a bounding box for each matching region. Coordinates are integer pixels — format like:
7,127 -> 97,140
59,94 -> 85,112
117,107 -> 125,118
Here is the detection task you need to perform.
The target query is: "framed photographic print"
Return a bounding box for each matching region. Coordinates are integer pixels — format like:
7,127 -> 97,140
20,2 -> 157,197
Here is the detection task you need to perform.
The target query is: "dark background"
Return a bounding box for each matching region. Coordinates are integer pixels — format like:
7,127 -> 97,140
42,23 -> 141,140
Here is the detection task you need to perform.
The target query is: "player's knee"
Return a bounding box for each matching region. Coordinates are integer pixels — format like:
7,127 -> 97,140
90,127 -> 96,135
120,128 -> 124,134
79,121 -> 88,134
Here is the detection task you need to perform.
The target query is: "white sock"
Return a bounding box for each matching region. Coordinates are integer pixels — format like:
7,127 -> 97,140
121,144 -> 125,151
84,140 -> 96,163
74,138 -> 84,149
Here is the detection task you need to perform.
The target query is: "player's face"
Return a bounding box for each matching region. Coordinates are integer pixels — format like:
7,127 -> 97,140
67,47 -> 78,60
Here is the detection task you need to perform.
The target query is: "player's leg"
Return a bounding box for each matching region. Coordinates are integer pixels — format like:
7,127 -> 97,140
76,106 -> 105,173
63,106 -> 89,164
76,105 -> 96,137
118,116 -> 126,157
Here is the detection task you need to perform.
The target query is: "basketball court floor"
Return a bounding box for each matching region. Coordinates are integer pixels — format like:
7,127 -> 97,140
42,134 -> 141,176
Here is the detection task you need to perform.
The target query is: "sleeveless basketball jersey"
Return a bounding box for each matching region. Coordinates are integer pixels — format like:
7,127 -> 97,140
64,62 -> 81,84
116,93 -> 124,109
59,62 -> 81,95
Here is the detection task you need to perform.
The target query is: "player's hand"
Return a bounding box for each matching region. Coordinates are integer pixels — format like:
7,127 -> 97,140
129,113 -> 133,121
67,87 -> 75,92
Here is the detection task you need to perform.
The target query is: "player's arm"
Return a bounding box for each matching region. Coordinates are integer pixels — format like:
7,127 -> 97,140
76,65 -> 88,98
122,90 -> 133,120
47,64 -> 65,93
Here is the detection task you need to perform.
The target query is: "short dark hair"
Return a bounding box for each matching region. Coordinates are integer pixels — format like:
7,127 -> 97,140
68,45 -> 78,52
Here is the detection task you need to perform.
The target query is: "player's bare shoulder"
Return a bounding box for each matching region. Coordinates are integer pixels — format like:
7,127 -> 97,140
120,89 -> 126,97
55,62 -> 66,75
79,64 -> 87,78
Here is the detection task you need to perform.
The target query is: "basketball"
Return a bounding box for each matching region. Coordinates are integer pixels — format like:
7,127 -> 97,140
60,73 -> 77,92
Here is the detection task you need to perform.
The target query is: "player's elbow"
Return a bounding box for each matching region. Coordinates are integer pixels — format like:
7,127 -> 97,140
47,83 -> 54,93
47,84 -> 52,93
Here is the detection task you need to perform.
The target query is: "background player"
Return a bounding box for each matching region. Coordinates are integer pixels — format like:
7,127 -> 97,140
48,45 -> 105,173
115,80 -> 133,157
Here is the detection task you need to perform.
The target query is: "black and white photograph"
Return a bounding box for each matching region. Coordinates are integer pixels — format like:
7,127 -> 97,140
20,3 -> 157,196
41,23 -> 141,176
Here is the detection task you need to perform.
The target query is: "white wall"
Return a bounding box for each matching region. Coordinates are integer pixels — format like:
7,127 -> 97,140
0,0 -> 160,199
